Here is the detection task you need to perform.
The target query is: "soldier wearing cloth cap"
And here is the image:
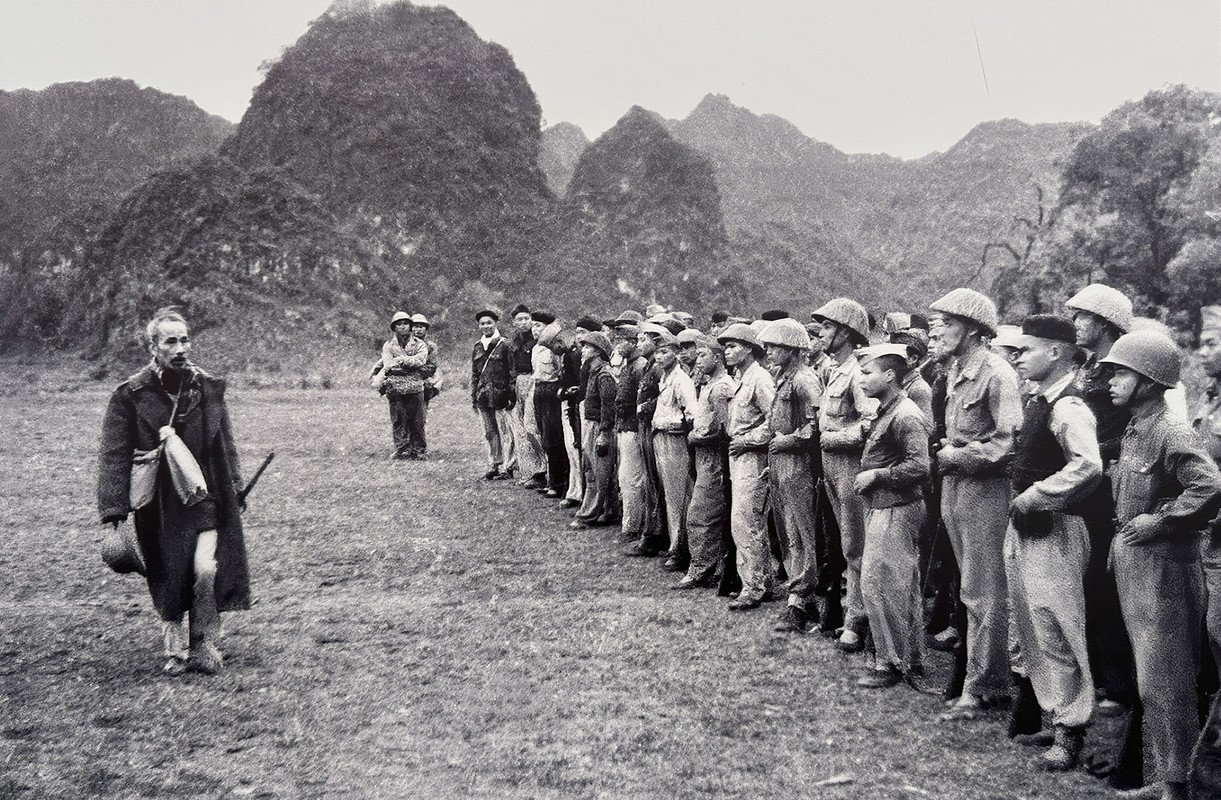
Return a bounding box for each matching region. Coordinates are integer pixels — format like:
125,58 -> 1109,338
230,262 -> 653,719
381,310 -> 431,459
929,288 -> 1024,721
571,330 -> 618,528
1192,304 -> 1221,797
718,323 -> 778,610
812,298 -> 878,650
1102,330 -> 1221,800
758,318 -> 824,633
650,324 -> 698,570
471,309 -> 516,480
852,343 -> 931,688
675,334 -> 738,589
1003,315 -> 1102,770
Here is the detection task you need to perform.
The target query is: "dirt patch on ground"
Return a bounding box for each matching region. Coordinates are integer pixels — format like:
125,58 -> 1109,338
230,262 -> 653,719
0,379 -> 1123,798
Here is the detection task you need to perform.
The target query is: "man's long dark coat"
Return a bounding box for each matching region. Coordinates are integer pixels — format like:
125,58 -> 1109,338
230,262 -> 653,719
98,366 -> 252,620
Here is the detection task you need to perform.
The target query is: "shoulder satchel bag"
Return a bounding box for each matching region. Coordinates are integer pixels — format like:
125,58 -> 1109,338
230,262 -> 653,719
129,388 -> 180,510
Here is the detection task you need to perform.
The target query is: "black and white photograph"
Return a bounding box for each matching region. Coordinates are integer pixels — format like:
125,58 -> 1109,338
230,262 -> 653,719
3,1 -> 1221,798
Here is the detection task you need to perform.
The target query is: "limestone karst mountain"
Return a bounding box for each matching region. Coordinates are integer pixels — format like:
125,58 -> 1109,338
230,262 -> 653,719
75,1 -> 555,368
538,122 -> 590,197
532,106 -> 741,314
0,78 -> 231,342
662,93 -> 1090,315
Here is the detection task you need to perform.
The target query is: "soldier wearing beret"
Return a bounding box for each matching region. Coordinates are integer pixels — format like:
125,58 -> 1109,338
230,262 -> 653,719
1004,315 -> 1102,770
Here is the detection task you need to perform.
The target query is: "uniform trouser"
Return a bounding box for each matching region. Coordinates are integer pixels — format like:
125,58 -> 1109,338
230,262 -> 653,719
862,501 -> 926,672
510,374 -> 544,476
729,450 -> 774,601
563,402 -> 584,502
389,393 -> 426,455
577,424 -> 617,522
577,420 -> 598,518
822,449 -> 868,633
1192,548 -> 1221,793
388,395 -> 411,452
618,431 -> 656,539
641,426 -> 669,541
770,451 -> 818,611
685,446 -> 727,581
1003,515 -> 1094,729
941,472 -> 1011,701
477,405 -> 514,468
533,385 -> 567,491
1082,494 -> 1135,699
1113,538 -> 1204,784
653,431 -> 693,554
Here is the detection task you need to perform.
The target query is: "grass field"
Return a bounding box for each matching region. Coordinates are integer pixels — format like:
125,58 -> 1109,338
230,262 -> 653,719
0,372 -> 1125,799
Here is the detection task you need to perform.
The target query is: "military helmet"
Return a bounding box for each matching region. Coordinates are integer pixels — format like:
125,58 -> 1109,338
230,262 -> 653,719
928,288 -> 999,337
1100,330 -> 1182,388
389,311 -> 411,330
410,313 -> 430,327
717,322 -> 764,352
758,318 -> 812,350
1065,283 -> 1133,333
811,298 -> 870,343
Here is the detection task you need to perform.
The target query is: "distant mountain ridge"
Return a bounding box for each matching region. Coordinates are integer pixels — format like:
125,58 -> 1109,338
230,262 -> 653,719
0,78 -> 232,340
541,93 -> 1090,314
2,4 -> 1098,370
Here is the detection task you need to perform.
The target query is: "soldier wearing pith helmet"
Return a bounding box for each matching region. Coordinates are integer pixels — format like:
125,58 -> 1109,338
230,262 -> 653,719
1101,329 -> 1221,800
1064,285 -> 1141,745
811,298 -> 877,651
758,318 -> 823,634
927,287 -> 1024,721
717,323 -> 778,610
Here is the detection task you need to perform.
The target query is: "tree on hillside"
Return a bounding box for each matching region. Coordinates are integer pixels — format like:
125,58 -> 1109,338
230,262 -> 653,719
1041,85 -> 1221,316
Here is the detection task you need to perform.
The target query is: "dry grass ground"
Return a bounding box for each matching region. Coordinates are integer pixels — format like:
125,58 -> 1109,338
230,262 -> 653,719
0,371 -> 1123,799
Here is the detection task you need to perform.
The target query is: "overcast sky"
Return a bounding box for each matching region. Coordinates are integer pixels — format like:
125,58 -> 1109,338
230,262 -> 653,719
1,0 -> 1217,158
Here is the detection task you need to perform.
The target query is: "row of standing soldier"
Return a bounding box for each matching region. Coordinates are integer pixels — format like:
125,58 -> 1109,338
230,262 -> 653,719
469,288 -> 1221,800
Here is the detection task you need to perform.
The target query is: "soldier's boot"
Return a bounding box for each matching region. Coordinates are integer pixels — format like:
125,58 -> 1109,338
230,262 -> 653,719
1008,673 -> 1044,739
189,560 -> 223,675
819,591 -> 844,638
1037,725 -> 1085,772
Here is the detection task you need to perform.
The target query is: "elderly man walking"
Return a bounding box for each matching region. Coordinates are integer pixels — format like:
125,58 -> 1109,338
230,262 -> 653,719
97,307 -> 252,675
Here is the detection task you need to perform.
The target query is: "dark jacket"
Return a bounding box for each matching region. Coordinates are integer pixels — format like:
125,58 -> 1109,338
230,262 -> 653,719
508,328 -> 534,377
616,354 -> 646,433
584,357 -> 618,432
98,365 -> 252,620
471,335 -> 514,409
